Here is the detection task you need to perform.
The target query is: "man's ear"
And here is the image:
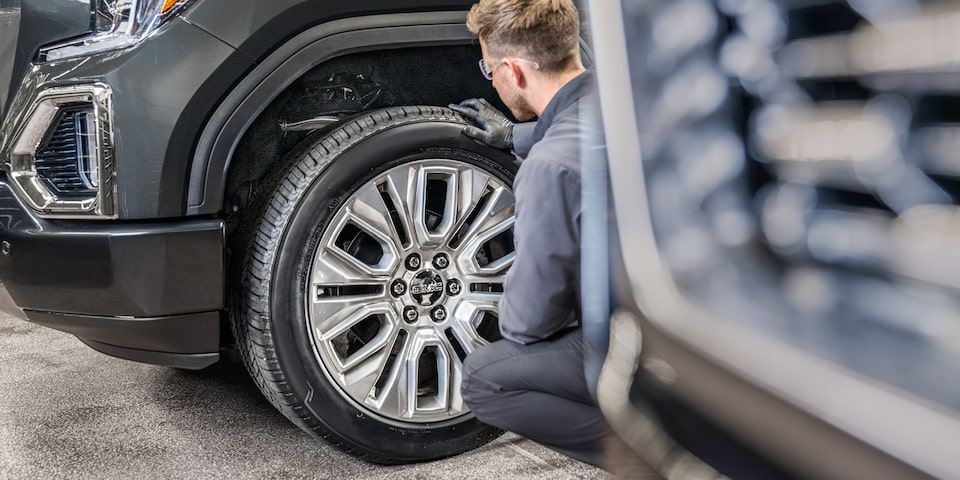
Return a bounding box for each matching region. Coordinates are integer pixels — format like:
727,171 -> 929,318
504,60 -> 527,89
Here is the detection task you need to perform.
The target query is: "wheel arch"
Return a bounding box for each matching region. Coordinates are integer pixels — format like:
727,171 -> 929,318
185,11 -> 487,217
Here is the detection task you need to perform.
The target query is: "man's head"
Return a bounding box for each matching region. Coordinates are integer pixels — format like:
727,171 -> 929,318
467,0 -> 581,73
466,0 -> 584,120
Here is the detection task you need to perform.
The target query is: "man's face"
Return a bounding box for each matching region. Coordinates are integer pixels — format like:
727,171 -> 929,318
480,39 -> 536,121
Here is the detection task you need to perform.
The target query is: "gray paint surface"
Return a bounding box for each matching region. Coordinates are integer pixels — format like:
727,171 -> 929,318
0,302 -> 606,479
185,0 -> 477,60
0,6 -> 18,123
1,0 -> 88,123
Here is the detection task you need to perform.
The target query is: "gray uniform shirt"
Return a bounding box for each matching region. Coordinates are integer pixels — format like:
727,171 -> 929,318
499,71 -> 595,344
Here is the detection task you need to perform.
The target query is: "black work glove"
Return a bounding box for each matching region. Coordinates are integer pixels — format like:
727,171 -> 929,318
448,98 -> 514,150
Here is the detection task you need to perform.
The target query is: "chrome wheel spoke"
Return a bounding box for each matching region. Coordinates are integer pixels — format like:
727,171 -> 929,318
369,329 -> 453,419
378,168 -> 417,250
448,298 -> 502,355
449,181 -> 514,248
412,164 -> 463,248
313,302 -> 397,375
341,323 -> 404,406
345,180 -> 408,257
455,213 -> 516,276
310,252 -> 391,322
313,241 -> 383,285
383,164 -> 433,248
364,331 -> 410,414
321,205 -> 401,276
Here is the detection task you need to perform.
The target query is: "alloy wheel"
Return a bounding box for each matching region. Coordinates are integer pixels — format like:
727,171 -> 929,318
307,158 -> 515,424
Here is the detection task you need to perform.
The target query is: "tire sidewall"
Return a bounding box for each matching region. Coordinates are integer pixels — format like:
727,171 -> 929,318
268,119 -> 514,460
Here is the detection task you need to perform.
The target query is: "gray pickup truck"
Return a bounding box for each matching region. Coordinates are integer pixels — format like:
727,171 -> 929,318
0,0 -> 538,463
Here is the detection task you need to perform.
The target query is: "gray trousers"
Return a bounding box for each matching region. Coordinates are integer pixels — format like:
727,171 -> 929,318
461,328 -> 608,466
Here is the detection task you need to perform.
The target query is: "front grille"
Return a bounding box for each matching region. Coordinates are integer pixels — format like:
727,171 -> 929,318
626,0 -> 960,410
35,108 -> 97,196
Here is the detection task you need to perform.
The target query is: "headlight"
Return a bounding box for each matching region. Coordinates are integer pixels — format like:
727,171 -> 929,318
40,0 -> 196,62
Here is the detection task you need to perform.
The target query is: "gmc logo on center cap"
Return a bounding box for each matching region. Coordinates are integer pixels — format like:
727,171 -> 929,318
409,270 -> 445,306
411,283 -> 443,295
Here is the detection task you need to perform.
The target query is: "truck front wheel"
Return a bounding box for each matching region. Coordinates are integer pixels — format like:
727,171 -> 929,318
231,106 -> 517,463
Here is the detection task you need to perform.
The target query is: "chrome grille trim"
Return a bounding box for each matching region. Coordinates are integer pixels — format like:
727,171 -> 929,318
7,83 -> 116,218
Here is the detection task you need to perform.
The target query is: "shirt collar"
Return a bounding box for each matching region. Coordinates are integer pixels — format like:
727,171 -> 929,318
530,70 -> 594,144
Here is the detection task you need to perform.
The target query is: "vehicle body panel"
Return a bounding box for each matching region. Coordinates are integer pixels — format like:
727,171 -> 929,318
0,184 -> 223,317
184,0 -> 477,60
0,0 -> 490,370
0,1 -> 21,122
1,0 -> 89,122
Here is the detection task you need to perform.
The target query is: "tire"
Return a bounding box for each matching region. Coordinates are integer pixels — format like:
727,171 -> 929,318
231,106 -> 517,463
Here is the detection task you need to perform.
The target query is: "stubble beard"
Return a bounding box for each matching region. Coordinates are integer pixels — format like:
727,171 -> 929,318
503,86 -> 536,122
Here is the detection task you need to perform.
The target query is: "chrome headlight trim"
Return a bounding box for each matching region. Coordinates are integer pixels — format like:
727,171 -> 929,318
9,83 -> 117,219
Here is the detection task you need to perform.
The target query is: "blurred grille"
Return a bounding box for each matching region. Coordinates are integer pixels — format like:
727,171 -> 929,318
626,0 -> 960,409
784,1 -> 861,42
750,0 -> 960,286
35,108 -> 97,196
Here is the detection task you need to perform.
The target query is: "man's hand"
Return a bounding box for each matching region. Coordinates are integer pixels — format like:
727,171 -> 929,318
448,98 -> 514,150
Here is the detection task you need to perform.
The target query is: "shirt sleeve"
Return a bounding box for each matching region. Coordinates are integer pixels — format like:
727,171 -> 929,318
498,152 -> 582,344
511,121 -> 537,160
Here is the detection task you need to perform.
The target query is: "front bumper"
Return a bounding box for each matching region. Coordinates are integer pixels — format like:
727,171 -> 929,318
0,179 -> 223,369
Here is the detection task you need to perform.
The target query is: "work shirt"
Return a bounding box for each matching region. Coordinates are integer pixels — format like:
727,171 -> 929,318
499,71 -> 595,344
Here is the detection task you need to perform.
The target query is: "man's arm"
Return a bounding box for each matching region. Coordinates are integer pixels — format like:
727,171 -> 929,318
498,156 -> 581,344
511,122 -> 537,159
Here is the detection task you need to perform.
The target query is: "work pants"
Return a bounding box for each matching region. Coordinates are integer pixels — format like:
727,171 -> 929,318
461,328 -> 608,466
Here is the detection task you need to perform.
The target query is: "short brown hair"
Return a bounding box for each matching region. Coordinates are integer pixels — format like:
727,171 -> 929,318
466,0 -> 581,73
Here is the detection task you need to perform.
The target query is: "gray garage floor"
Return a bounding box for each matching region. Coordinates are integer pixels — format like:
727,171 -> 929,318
0,312 -> 606,479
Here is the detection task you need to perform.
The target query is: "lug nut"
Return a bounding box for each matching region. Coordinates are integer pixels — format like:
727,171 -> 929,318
432,253 -> 450,269
430,306 -> 447,322
405,253 -> 422,271
390,279 -> 407,297
403,306 -> 419,323
446,279 -> 462,296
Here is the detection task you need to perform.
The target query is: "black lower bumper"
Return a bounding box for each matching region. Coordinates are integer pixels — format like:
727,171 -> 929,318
0,182 -> 224,369
28,310 -> 221,369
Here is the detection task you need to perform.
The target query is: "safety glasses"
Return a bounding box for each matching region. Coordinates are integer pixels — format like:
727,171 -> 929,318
478,57 -> 541,80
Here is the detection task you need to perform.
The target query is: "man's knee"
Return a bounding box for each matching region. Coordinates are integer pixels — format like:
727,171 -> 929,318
461,345 -> 495,404
461,341 -> 517,412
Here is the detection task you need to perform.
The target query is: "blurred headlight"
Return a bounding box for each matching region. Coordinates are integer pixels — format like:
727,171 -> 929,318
41,0 -> 196,62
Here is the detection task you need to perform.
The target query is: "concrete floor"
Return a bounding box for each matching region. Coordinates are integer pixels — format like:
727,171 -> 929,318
0,312 -> 606,479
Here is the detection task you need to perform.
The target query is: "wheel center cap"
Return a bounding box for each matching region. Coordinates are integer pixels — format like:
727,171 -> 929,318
410,269 -> 444,306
